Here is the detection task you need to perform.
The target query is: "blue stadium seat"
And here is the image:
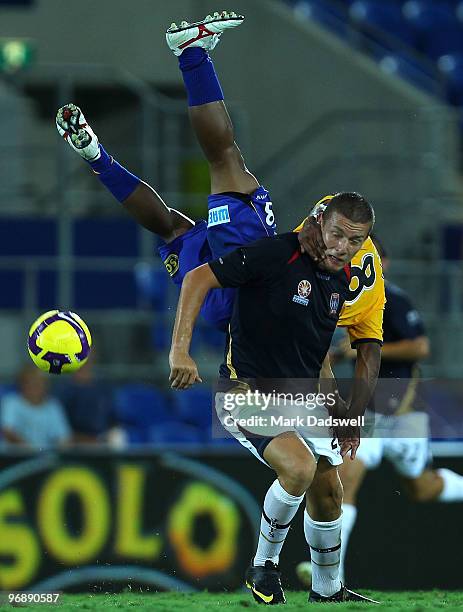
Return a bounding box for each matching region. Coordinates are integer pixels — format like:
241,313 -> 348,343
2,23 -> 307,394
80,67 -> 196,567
207,434 -> 240,447
134,264 -> 169,311
403,1 -> 463,59
350,1 -> 416,47
438,54 -> 463,106
171,386 -> 213,430
115,384 -> 170,443
151,320 -> 169,351
292,0 -> 349,38
377,52 -> 440,95
149,422 -> 203,444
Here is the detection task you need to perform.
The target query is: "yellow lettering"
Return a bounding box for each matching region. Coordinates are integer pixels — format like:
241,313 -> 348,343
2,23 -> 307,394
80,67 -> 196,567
0,489 -> 40,589
115,465 -> 162,560
37,467 -> 109,564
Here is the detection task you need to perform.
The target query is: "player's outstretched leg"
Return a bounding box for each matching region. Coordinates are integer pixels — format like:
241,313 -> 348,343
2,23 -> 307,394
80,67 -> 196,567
56,103 -> 193,242
167,11 -> 259,195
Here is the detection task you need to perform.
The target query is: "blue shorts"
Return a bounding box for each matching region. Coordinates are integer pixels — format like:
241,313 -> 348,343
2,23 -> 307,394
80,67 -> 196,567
158,186 -> 277,330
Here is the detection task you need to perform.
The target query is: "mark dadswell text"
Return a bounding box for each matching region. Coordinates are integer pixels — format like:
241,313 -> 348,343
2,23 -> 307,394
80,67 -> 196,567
223,415 -> 365,428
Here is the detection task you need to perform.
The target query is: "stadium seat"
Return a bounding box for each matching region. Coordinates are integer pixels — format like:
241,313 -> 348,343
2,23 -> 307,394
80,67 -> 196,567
134,263 -> 169,311
149,421 -> 203,445
438,54 -> 463,106
171,386 -> 213,430
292,0 -> 349,38
377,52 -> 440,95
350,1 -> 416,47
115,384 -> 170,443
403,1 -> 463,59
151,319 -> 169,351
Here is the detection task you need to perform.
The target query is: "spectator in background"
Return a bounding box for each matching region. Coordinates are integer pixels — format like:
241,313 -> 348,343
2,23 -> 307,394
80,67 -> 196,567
0,364 -> 71,449
54,352 -> 121,445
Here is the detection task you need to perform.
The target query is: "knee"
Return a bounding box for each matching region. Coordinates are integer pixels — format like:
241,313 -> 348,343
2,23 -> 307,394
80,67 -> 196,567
279,459 -> 315,496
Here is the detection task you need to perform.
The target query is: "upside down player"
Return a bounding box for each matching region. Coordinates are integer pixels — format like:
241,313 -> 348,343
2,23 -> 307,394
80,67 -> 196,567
56,12 -> 384,602
55,11 -> 384,351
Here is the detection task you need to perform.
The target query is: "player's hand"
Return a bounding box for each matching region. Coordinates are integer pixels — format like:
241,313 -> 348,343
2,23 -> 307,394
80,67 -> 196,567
297,217 -> 327,262
169,351 -> 202,390
335,425 -> 360,460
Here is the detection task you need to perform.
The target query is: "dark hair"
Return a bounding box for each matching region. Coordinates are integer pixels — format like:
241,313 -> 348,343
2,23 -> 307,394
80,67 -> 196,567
323,192 -> 375,228
370,233 -> 387,258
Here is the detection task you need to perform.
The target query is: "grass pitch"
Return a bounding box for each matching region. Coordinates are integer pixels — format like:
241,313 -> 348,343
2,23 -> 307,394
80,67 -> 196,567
3,590 -> 463,611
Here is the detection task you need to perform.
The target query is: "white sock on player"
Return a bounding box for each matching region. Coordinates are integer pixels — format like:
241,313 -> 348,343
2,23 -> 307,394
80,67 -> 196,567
437,468 -> 463,502
304,510 -> 342,597
339,503 -> 357,583
253,479 -> 304,567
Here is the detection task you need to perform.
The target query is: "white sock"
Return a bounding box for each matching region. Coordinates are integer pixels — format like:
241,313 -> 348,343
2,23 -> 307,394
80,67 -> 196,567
304,510 -> 342,597
339,503 -> 357,583
253,479 -> 304,566
437,468 -> 463,502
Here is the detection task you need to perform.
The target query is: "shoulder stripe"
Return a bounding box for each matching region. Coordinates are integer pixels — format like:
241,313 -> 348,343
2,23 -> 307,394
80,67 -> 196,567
287,249 -> 301,265
344,264 -> 351,282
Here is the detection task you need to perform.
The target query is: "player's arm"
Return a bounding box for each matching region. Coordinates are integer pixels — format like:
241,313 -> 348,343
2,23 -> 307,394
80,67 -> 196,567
381,294 -> 429,361
380,336 -> 429,361
334,341 -> 381,461
295,217 -> 326,262
349,341 -> 382,416
294,197 -> 335,262
169,237 -> 284,389
169,264 -> 219,389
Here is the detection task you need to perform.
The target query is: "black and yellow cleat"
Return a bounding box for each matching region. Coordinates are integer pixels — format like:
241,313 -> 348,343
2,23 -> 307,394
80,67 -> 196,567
309,585 -> 380,604
245,560 -> 286,605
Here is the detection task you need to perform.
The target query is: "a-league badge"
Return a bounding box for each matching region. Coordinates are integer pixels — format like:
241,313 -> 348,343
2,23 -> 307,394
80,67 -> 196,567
293,280 -> 311,306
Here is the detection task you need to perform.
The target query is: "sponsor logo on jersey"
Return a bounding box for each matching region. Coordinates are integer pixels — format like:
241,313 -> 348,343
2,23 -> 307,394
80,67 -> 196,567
329,292 -> 340,315
163,253 -> 179,277
255,193 -> 268,201
208,205 -> 230,227
293,279 -> 311,306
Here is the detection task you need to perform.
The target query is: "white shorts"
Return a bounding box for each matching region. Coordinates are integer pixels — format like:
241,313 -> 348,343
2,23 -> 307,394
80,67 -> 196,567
356,411 -> 431,479
215,391 -> 342,468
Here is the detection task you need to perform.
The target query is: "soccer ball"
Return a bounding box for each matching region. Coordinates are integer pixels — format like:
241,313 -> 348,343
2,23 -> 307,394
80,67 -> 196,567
27,310 -> 92,375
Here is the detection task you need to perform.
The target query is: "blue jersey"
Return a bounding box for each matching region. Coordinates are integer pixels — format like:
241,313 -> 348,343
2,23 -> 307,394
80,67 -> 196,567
158,187 -> 276,330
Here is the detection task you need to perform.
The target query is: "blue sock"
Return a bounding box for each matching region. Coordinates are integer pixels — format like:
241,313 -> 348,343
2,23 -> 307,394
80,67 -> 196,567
88,145 -> 141,203
178,47 -> 224,107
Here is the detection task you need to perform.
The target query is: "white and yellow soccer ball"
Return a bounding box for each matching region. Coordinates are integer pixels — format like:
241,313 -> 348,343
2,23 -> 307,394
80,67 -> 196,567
27,310 -> 92,374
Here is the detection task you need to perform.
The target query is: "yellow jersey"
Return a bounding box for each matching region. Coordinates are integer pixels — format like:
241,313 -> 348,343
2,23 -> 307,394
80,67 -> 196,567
294,222 -> 385,347
339,236 -> 385,346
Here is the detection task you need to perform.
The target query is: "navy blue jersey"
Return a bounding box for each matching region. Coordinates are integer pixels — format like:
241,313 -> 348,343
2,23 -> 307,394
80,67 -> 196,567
380,282 -> 426,379
158,187 -> 276,330
209,232 -> 351,380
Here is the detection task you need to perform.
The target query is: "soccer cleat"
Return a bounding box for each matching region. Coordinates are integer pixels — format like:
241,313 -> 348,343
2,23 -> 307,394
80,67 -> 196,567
56,103 -> 100,162
166,10 -> 244,56
309,585 -> 380,604
245,560 -> 286,605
